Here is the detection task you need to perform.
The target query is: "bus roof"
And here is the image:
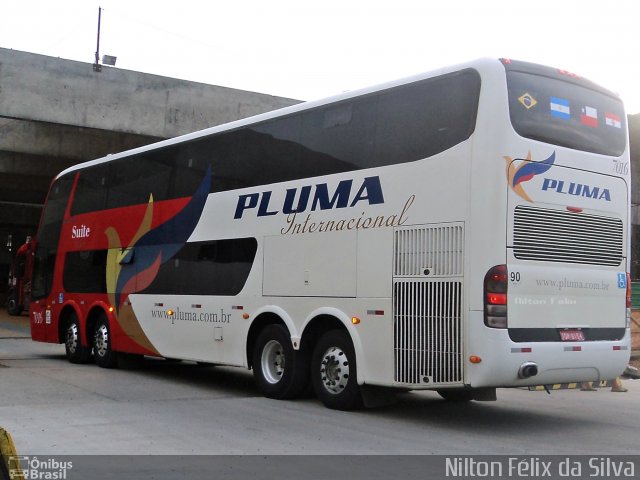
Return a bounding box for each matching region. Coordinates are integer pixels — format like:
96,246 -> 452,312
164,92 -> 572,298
56,57 -> 621,180
55,57 -> 500,179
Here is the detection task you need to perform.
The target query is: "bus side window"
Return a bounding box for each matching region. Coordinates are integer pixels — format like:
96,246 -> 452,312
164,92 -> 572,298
71,166 -> 109,215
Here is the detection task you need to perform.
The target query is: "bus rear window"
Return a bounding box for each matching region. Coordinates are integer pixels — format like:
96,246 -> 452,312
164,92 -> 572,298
506,71 -> 626,156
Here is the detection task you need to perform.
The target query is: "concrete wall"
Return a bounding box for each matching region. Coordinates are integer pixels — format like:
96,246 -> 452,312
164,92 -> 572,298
0,48 -> 300,138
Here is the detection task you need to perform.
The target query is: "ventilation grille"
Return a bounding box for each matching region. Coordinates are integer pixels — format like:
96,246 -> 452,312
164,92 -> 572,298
513,205 -> 624,266
394,280 -> 463,384
394,224 -> 464,277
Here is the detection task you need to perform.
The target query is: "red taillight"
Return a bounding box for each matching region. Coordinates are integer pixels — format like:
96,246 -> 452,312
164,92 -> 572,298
487,293 -> 507,305
484,265 -> 508,328
626,273 -> 632,309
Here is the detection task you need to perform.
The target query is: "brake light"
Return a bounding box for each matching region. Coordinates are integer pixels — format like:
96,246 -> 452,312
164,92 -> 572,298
487,293 -> 507,305
558,69 -> 580,79
484,265 -> 508,328
626,273 -> 632,309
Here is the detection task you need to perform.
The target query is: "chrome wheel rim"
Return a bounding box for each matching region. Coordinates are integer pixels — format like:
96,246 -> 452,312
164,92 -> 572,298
95,324 -> 109,358
261,340 -> 285,384
320,346 -> 350,394
66,323 -> 79,354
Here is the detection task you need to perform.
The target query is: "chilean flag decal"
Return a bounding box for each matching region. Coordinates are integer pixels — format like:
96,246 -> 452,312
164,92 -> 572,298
581,106 -> 598,128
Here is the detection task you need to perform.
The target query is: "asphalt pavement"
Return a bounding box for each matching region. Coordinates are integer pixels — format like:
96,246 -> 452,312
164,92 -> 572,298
1,307 -> 639,479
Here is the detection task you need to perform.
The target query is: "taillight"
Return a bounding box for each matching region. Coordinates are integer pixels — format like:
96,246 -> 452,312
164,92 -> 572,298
484,265 -> 508,328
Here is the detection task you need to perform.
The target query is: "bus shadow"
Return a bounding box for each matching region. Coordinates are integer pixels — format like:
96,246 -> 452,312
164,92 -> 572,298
45,352 -> 613,433
363,390 -> 604,432
118,356 -> 260,397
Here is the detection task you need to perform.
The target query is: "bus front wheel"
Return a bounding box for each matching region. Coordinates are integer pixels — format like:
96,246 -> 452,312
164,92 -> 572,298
311,330 -> 362,410
252,324 -> 309,399
64,313 -> 92,364
93,316 -> 118,368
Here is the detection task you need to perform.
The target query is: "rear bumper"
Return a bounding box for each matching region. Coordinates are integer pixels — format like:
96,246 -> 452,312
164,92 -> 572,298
465,311 -> 630,387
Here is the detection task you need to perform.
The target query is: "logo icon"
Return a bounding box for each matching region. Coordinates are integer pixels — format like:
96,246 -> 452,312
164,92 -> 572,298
504,151 -> 556,202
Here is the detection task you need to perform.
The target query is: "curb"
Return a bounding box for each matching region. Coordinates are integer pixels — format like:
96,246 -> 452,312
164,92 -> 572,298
0,428 -> 23,480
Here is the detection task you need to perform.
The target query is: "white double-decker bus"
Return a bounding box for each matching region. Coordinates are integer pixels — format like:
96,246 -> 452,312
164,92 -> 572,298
30,58 -> 631,410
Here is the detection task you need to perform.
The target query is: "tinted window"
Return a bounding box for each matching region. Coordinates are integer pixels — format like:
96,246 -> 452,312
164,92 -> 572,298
68,69 -> 480,214
63,250 -> 107,293
32,175 -> 74,299
72,164 -> 109,215
107,155 -> 172,209
142,238 -> 257,295
507,71 -> 626,156
375,75 -> 479,164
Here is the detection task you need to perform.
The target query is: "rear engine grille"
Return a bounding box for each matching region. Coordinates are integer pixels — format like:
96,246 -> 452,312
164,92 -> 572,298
394,280 -> 463,384
393,224 -> 464,385
394,224 -> 463,277
513,205 -> 623,266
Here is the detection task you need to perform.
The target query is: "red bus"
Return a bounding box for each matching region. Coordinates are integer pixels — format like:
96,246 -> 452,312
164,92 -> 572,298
7,237 -> 33,316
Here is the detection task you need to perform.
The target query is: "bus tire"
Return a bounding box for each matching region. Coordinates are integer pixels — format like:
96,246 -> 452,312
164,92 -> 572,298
311,330 -> 362,411
64,313 -> 92,364
93,316 -> 118,368
7,293 -> 22,316
252,324 -> 309,400
437,389 -> 473,402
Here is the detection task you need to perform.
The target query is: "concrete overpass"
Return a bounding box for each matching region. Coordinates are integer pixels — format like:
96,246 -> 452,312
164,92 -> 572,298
0,47 -> 300,284
1,47 -> 639,292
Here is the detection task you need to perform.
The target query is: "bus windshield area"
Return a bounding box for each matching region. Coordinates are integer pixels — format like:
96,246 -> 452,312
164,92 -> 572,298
506,71 -> 626,157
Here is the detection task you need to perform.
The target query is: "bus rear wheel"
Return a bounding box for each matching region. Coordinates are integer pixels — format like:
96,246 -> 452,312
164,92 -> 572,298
311,330 -> 362,410
64,313 -> 92,364
252,324 -> 309,399
93,316 -> 118,368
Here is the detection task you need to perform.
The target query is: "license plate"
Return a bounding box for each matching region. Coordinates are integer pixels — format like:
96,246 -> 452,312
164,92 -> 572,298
559,329 -> 585,342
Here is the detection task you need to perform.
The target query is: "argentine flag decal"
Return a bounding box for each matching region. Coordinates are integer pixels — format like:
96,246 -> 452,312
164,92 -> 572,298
550,96 -> 571,120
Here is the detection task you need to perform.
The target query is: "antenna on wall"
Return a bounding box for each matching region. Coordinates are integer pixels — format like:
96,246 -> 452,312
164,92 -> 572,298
93,7 -> 117,72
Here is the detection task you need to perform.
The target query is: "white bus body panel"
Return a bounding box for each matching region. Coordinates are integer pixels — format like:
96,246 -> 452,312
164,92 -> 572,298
117,58 -> 630,391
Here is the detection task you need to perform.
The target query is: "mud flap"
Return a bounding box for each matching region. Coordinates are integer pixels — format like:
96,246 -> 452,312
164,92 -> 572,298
360,385 -> 400,408
471,387 -> 497,401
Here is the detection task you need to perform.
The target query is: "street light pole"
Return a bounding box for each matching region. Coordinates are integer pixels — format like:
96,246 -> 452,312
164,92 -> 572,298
93,7 -> 102,72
